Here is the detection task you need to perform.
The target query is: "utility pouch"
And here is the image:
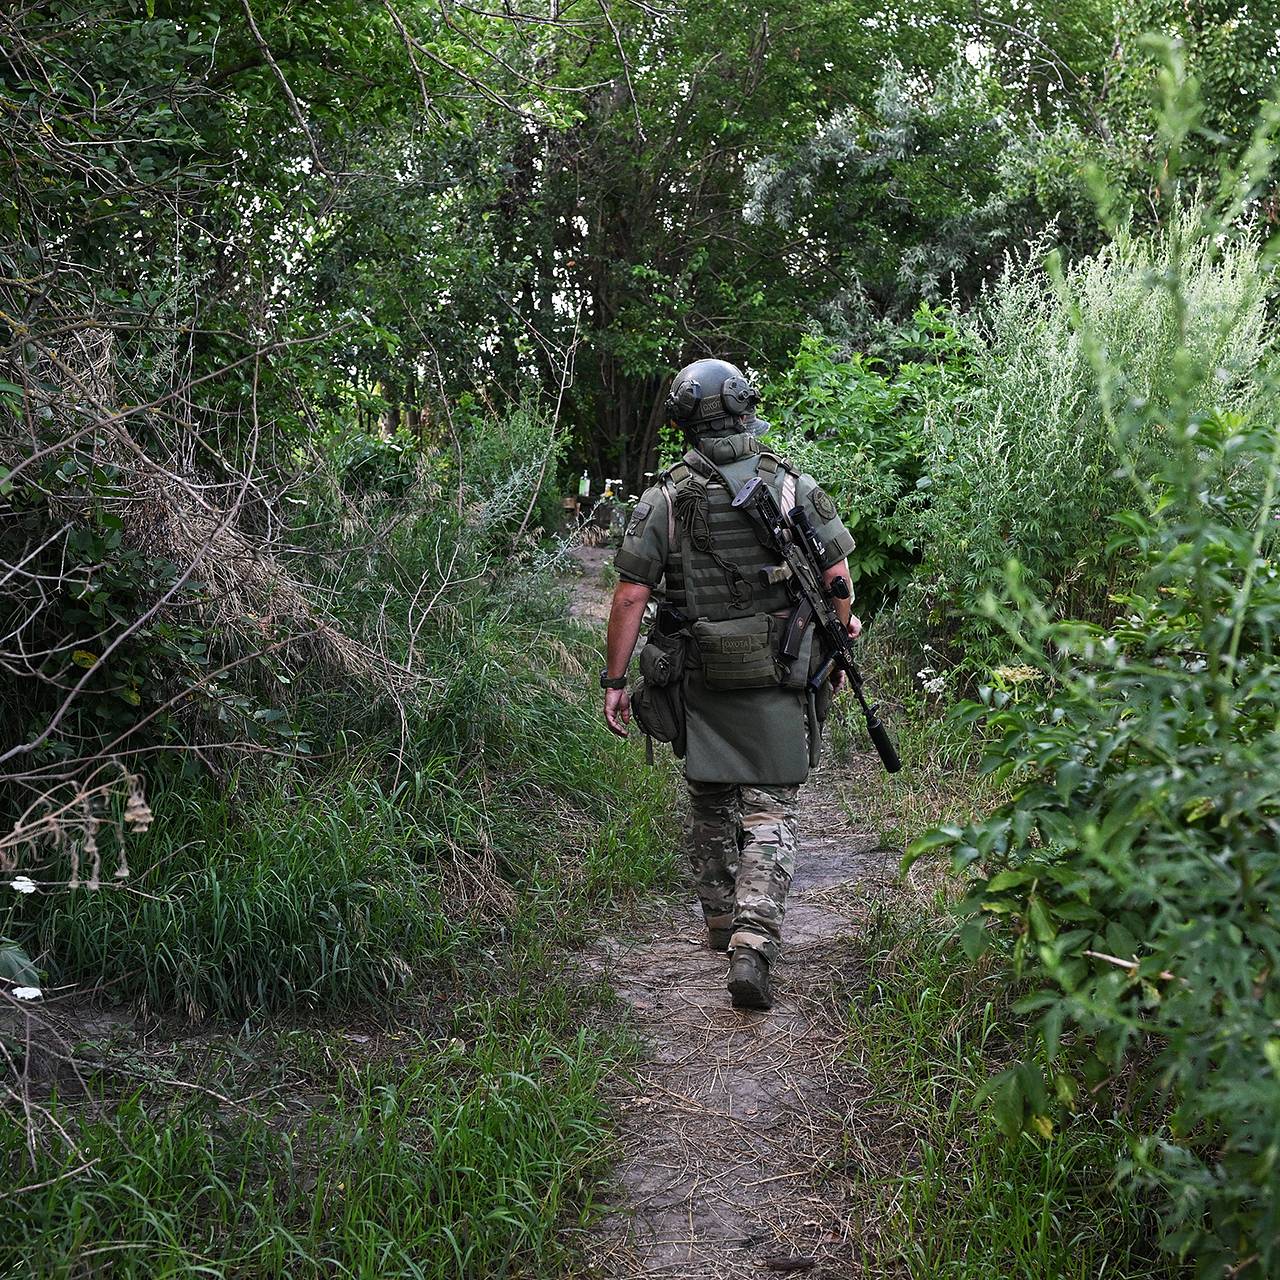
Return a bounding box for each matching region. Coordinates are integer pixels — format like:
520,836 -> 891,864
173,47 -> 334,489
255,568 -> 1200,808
777,607 -> 816,692
692,614 -> 781,690
638,626 -> 687,689
631,626 -> 688,755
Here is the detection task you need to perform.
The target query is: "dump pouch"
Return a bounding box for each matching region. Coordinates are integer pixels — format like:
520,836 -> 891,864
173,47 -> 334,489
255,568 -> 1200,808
692,615 -> 781,690
638,626 -> 687,688
631,626 -> 688,755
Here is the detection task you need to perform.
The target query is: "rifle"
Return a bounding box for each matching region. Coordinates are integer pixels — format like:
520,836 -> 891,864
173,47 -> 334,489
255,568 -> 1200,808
731,475 -> 902,774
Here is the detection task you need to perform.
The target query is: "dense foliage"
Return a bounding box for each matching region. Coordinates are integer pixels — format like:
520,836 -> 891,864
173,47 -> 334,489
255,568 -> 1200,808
3,0 -> 1280,1275
907,197 -> 1280,1269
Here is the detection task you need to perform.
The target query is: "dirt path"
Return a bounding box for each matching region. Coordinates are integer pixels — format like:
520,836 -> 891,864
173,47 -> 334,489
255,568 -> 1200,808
585,826 -> 894,1279
569,547 -> 896,1279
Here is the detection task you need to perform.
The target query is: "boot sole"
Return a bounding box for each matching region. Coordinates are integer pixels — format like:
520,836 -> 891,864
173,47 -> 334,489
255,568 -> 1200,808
727,972 -> 773,1010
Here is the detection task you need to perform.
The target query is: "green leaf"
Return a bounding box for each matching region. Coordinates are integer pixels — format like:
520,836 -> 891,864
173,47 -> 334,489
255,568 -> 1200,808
1028,896 -> 1057,942
986,867 -> 1033,894
904,825 -> 961,868
959,918 -> 990,960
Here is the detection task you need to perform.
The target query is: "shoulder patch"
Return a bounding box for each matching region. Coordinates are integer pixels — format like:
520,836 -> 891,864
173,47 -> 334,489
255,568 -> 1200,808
810,486 -> 838,522
626,501 -> 653,536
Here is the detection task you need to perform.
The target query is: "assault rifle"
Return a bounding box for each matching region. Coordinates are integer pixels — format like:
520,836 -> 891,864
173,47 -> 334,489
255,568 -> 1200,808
731,475 -> 902,774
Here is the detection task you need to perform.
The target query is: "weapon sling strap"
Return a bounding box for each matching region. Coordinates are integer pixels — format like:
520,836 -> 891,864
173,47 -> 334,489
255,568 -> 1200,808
755,452 -> 798,519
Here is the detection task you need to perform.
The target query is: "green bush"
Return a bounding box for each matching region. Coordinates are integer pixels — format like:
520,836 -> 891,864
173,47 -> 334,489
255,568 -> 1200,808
913,219 -> 1280,1273
907,210 -> 1268,661
849,898 -> 1173,1278
762,309 -> 969,614
6,398 -> 679,1019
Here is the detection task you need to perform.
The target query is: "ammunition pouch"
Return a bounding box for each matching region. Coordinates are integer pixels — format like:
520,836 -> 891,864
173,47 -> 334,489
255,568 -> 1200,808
631,626 -> 688,755
692,615 -> 781,690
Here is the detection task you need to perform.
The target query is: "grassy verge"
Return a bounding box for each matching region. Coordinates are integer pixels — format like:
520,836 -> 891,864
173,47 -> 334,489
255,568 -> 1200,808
830,668 -> 1183,1278
2,960 -> 629,1279
2,612 -> 680,1278
844,896 -> 1178,1279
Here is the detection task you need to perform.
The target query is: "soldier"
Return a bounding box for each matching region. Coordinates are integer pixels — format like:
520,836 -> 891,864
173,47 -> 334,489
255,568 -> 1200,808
600,358 -> 861,1011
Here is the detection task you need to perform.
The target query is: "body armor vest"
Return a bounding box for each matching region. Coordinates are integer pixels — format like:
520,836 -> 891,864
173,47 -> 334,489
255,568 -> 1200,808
662,444 -> 796,622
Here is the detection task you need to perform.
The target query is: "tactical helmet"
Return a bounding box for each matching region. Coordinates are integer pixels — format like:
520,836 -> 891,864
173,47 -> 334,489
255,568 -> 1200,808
664,358 -> 761,435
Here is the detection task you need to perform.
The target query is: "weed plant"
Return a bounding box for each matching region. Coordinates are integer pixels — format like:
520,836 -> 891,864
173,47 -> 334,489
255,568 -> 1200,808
848,898 -> 1177,1279
910,161 -> 1280,1278
907,208 -> 1268,663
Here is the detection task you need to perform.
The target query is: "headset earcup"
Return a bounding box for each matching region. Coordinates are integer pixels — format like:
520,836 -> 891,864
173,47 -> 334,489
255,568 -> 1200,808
667,377 -> 702,421
721,375 -> 759,415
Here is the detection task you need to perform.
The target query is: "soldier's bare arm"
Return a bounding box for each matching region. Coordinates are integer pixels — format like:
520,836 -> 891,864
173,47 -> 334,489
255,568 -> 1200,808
603,581 -> 651,736
821,558 -> 862,692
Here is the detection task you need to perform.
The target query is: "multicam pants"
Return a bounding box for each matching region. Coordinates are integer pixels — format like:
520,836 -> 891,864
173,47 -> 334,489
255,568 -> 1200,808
686,780 -> 800,962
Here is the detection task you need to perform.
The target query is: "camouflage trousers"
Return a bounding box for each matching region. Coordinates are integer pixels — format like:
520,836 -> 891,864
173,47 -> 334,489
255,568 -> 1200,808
686,780 -> 800,962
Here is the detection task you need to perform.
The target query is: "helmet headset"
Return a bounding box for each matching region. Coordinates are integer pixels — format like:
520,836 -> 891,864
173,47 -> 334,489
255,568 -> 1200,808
664,359 -> 760,433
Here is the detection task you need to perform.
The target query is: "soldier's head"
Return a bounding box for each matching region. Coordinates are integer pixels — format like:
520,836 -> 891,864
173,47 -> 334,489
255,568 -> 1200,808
664,358 -> 762,439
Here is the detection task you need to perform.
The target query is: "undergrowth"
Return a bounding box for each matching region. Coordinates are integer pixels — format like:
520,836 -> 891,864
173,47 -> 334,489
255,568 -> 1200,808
1,601 -> 679,1276
848,898 -> 1179,1279
0,959 -> 630,1279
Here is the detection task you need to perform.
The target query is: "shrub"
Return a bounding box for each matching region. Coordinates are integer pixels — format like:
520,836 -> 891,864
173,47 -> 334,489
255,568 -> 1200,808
908,209 -> 1268,660
762,309 -> 969,614
912,217 -> 1280,1273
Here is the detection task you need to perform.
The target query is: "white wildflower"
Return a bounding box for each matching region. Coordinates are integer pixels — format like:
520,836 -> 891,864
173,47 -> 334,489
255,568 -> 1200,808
10,876 -> 35,894
11,986 -> 41,1001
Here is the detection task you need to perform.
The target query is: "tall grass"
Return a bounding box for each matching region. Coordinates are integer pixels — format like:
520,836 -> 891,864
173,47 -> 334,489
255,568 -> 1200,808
848,900 -> 1178,1279
909,208 -> 1269,653
2,402 -> 680,1276
1,972 -> 628,1279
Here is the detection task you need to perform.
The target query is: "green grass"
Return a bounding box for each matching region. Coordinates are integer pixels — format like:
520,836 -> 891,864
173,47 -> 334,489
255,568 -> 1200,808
10,619 -> 679,1022
846,899 -> 1181,1279
1,966 -> 628,1279
3,607 -> 679,1277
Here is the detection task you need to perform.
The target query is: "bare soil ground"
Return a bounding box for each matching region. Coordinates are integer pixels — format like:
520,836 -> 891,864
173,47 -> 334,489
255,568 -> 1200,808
568,546 -> 899,1279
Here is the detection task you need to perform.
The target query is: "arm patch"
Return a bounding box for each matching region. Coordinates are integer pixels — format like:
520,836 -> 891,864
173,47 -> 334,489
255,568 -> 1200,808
810,486 -> 838,522
626,501 -> 653,535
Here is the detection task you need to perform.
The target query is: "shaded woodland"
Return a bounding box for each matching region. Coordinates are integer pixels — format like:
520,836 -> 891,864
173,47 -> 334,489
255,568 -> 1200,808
2,2 -> 1279,1276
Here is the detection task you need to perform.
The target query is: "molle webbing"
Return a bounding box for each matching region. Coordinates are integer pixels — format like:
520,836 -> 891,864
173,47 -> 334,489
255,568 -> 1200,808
665,460 -> 794,621
673,474 -> 753,611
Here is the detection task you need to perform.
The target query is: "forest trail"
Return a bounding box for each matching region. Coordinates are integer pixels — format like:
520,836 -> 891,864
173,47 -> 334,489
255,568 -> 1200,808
568,546 -> 897,1279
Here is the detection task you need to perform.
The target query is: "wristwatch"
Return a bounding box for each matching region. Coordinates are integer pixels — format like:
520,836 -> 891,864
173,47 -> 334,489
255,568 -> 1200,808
600,671 -> 628,690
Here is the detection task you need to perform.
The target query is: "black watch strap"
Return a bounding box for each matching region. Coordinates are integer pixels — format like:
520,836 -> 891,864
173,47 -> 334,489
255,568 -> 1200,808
600,670 -> 628,690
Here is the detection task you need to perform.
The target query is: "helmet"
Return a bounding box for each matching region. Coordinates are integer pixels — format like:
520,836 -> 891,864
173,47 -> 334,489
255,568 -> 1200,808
664,358 -> 760,433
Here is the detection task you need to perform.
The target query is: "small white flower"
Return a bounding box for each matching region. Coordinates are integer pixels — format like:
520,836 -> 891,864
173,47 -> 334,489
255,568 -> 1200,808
11,986 -> 42,1001
10,876 -> 35,894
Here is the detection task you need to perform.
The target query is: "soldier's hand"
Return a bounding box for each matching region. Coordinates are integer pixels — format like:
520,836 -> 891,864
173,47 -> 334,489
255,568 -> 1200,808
604,688 -> 631,737
832,615 -> 863,694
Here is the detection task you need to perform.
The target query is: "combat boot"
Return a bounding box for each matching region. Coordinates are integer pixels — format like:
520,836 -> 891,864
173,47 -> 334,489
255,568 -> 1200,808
727,947 -> 773,1010
706,927 -> 731,952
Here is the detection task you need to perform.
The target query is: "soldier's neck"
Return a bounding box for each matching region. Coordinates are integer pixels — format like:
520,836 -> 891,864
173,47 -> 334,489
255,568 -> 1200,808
691,432 -> 760,465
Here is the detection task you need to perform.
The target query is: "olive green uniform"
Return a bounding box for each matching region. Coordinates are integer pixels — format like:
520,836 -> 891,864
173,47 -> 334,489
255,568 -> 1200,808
615,430 -> 855,958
